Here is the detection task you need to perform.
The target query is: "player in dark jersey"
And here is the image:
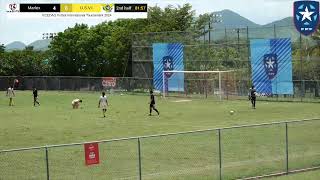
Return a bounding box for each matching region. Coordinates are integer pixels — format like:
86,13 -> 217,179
149,90 -> 159,116
33,87 -> 40,106
249,85 -> 256,109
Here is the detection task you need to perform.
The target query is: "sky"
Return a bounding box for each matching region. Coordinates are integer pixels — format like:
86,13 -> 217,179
0,0 -> 295,45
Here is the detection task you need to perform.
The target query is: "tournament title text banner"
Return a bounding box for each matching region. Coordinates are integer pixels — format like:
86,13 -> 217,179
6,3 -> 147,19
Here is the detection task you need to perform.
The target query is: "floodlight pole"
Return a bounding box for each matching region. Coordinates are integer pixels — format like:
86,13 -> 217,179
208,20 -> 211,43
209,14 -> 222,44
237,28 -> 240,54
42,32 -> 58,40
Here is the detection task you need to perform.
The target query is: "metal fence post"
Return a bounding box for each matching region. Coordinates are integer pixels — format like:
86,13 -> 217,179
208,20 -> 211,44
246,26 -> 250,85
273,24 -> 276,39
224,27 -> 227,40
45,146 -> 50,180
138,138 -> 142,180
285,123 -> 289,174
237,28 -> 240,56
300,33 -> 303,100
218,129 -> 222,180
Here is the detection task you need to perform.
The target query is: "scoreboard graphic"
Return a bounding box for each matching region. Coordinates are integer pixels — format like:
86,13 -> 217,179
6,3 -> 147,19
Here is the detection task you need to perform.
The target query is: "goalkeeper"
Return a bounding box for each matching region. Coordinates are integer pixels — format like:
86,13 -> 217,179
248,85 -> 257,109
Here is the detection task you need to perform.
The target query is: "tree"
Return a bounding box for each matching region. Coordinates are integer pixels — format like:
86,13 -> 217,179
142,4 -> 194,32
49,24 -> 89,75
0,44 -> 5,54
193,13 -> 213,37
25,46 -> 34,51
0,49 -> 51,76
49,4 -> 196,76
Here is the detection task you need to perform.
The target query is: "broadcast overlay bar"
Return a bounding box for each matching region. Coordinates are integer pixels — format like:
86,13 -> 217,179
114,4 -> 147,12
20,4 -> 61,12
19,3 -> 147,13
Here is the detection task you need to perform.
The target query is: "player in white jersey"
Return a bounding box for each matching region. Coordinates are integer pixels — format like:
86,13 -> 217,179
6,86 -> 15,106
72,99 -> 82,109
98,92 -> 109,117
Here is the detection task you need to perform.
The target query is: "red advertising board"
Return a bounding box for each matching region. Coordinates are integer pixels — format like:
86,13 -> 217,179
102,77 -> 117,87
84,143 -> 100,166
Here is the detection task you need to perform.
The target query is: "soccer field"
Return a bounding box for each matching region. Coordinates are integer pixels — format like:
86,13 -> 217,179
0,91 -> 319,149
0,91 -> 320,179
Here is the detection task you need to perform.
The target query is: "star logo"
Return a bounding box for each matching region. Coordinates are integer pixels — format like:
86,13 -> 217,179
263,54 -> 278,80
299,6 -> 314,21
294,1 -> 320,36
162,56 -> 174,78
165,61 -> 171,69
266,59 -> 275,69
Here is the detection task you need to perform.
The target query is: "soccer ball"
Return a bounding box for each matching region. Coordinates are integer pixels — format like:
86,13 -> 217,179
229,110 -> 234,115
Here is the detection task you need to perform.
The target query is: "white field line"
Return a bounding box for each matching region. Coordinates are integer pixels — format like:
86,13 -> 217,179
114,151 -> 320,180
172,100 -> 192,103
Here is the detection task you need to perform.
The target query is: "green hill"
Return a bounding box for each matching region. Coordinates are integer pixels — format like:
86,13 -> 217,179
5,41 -> 26,51
208,10 -> 298,41
28,39 -> 51,51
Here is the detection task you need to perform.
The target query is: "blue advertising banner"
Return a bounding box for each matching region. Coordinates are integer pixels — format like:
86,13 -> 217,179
153,43 -> 184,92
250,38 -> 293,95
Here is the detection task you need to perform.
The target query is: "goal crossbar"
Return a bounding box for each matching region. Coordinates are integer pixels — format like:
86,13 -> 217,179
162,70 -> 236,100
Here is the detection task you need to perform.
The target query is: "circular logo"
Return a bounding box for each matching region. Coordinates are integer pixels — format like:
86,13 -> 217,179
9,3 -> 17,11
103,4 -> 113,12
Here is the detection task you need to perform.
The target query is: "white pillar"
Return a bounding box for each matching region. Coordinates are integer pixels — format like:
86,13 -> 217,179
162,71 -> 165,98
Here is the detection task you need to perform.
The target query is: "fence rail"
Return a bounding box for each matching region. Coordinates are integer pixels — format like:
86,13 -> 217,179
0,76 -> 319,102
1,118 -> 320,180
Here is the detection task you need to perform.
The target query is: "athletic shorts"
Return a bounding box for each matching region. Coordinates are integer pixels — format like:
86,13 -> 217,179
100,103 -> 107,109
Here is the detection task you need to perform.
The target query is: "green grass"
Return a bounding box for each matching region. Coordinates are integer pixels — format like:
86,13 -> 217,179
0,91 -> 320,179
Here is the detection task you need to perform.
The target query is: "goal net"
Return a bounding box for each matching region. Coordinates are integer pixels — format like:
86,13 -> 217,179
162,70 -> 237,100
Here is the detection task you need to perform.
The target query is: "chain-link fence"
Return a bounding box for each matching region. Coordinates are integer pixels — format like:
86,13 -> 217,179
1,76 -> 319,102
132,25 -> 320,101
0,76 -> 152,93
1,118 -> 320,180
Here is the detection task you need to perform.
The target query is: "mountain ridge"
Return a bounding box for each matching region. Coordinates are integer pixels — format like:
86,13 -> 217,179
4,9 -> 295,51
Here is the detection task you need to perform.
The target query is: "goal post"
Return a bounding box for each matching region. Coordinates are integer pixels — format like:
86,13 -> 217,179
162,70 -> 236,100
